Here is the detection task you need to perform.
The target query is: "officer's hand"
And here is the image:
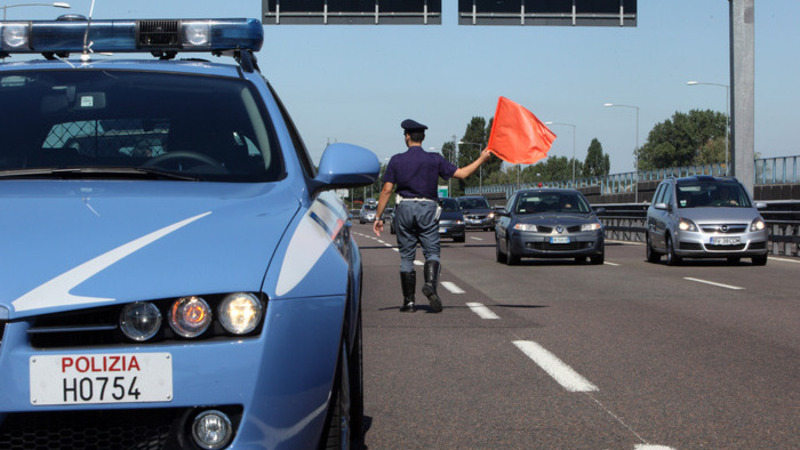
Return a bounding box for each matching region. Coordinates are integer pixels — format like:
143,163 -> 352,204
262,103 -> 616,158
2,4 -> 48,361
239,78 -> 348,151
373,219 -> 383,237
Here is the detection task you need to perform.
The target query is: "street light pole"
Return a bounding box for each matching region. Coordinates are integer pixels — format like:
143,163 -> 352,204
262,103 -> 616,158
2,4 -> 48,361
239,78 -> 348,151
2,2 -> 70,20
604,103 -> 640,203
687,81 -> 730,175
545,121 -> 577,186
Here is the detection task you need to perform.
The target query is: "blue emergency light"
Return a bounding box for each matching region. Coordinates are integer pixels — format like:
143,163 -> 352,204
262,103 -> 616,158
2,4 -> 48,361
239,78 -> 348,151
0,18 -> 263,56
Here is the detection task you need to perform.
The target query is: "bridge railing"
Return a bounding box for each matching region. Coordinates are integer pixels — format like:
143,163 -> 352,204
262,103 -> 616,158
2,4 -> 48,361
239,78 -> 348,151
467,155 -> 800,197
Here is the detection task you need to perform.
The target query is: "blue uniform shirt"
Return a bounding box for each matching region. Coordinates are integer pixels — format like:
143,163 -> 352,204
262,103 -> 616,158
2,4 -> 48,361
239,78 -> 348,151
383,146 -> 457,200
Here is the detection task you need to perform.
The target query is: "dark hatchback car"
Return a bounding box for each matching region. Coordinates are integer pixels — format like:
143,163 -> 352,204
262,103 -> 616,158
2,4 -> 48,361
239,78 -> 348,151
457,195 -> 496,231
438,197 -> 466,242
495,189 -> 605,265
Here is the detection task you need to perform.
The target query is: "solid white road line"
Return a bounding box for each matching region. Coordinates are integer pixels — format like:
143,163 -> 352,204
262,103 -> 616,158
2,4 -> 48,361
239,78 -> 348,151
441,281 -> 465,294
466,302 -> 500,319
684,277 -> 745,290
769,256 -> 800,264
512,340 -> 598,392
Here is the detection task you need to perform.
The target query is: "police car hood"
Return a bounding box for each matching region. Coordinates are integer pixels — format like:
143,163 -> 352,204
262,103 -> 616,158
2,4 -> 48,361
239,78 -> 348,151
0,180 -> 300,318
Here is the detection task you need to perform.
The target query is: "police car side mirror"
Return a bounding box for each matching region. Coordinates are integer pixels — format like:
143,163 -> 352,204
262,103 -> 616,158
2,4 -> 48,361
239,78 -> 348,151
313,143 -> 380,195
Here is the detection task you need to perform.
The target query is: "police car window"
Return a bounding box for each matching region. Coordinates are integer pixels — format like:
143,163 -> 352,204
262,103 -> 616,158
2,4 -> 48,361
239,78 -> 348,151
0,70 -> 283,182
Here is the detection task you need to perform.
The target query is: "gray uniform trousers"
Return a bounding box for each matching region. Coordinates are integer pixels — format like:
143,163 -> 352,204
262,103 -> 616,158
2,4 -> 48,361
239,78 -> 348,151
394,200 -> 440,273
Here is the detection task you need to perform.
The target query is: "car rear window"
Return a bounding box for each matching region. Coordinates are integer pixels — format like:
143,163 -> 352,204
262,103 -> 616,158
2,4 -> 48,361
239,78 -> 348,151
0,70 -> 284,182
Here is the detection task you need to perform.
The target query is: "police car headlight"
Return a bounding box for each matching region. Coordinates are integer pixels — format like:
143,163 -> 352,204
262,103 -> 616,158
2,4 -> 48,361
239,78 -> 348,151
169,296 -> 212,338
218,293 -> 263,335
119,302 -> 162,342
514,223 -> 538,232
1,23 -> 31,51
750,218 -> 766,231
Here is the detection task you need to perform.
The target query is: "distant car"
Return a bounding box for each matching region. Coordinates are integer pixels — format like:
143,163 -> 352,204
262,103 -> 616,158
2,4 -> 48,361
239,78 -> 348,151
457,195 -> 496,231
359,201 -> 378,223
495,189 -> 605,265
0,18 -> 378,449
438,197 -> 466,242
645,176 -> 768,265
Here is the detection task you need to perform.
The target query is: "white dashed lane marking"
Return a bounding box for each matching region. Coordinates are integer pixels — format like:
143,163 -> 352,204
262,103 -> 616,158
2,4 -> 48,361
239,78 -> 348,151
513,340 -> 598,393
684,277 -> 744,290
440,281 -> 465,294
466,302 -> 500,320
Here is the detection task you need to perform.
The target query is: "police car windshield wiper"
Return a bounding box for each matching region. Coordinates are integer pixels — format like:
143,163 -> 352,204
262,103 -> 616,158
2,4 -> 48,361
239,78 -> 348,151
0,167 -> 200,181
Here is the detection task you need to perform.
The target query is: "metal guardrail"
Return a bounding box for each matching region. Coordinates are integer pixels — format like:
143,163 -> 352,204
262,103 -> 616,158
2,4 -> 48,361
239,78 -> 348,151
467,155 -> 800,197
596,201 -> 800,257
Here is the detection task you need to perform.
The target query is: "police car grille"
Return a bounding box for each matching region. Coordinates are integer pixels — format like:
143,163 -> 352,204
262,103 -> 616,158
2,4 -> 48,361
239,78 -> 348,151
0,408 -> 176,450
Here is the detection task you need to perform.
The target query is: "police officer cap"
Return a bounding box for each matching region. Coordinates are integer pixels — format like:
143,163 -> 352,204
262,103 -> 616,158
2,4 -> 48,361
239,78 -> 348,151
401,119 -> 428,132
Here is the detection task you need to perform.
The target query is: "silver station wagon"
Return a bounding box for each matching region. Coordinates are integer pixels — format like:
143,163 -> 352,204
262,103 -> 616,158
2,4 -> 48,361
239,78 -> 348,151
645,176 -> 769,265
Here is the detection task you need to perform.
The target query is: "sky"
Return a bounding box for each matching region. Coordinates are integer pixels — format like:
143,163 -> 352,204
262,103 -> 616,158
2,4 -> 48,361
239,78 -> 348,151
8,0 -> 800,174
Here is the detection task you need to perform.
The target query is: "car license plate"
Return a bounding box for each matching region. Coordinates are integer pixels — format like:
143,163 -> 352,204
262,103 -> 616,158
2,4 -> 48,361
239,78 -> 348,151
30,352 -> 172,405
439,227 -> 447,233
550,236 -> 570,244
710,236 -> 741,246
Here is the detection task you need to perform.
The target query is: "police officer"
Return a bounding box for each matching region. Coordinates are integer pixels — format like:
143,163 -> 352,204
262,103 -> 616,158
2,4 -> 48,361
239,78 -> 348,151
373,119 -> 492,313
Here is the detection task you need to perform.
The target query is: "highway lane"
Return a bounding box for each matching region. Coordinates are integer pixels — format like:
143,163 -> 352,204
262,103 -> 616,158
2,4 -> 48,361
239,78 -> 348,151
352,224 -> 799,449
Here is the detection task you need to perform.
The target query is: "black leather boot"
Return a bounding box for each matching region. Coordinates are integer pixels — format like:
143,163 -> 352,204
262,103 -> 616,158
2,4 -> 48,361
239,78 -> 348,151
399,271 -> 416,312
421,260 -> 442,313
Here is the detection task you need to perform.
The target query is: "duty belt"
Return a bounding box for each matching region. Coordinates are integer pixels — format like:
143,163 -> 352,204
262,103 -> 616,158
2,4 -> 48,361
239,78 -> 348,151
397,196 -> 435,203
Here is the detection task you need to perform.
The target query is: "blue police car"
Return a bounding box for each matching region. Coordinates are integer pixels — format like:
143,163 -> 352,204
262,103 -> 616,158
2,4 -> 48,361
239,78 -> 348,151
0,17 -> 379,449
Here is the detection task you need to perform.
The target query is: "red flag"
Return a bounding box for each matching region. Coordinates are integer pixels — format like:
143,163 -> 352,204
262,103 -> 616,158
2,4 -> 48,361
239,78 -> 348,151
487,96 -> 557,164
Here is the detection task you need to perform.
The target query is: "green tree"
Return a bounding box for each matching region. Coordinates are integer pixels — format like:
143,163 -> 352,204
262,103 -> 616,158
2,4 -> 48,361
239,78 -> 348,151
638,109 -> 727,170
583,138 -> 610,178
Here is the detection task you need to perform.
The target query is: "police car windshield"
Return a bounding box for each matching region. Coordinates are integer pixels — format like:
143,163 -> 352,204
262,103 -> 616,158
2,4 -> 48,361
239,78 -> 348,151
0,70 -> 283,182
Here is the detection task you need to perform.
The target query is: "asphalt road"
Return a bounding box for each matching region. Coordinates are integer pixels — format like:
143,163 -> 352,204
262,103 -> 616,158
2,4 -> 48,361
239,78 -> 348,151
351,224 -> 800,450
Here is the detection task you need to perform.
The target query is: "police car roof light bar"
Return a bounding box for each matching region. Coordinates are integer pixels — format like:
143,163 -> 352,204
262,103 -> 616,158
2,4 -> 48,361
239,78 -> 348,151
0,18 -> 263,56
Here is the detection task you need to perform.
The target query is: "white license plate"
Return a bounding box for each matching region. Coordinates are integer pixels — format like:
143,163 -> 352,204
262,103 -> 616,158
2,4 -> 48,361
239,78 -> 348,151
30,353 -> 173,405
550,236 -> 570,244
439,227 -> 447,233
711,236 -> 741,246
